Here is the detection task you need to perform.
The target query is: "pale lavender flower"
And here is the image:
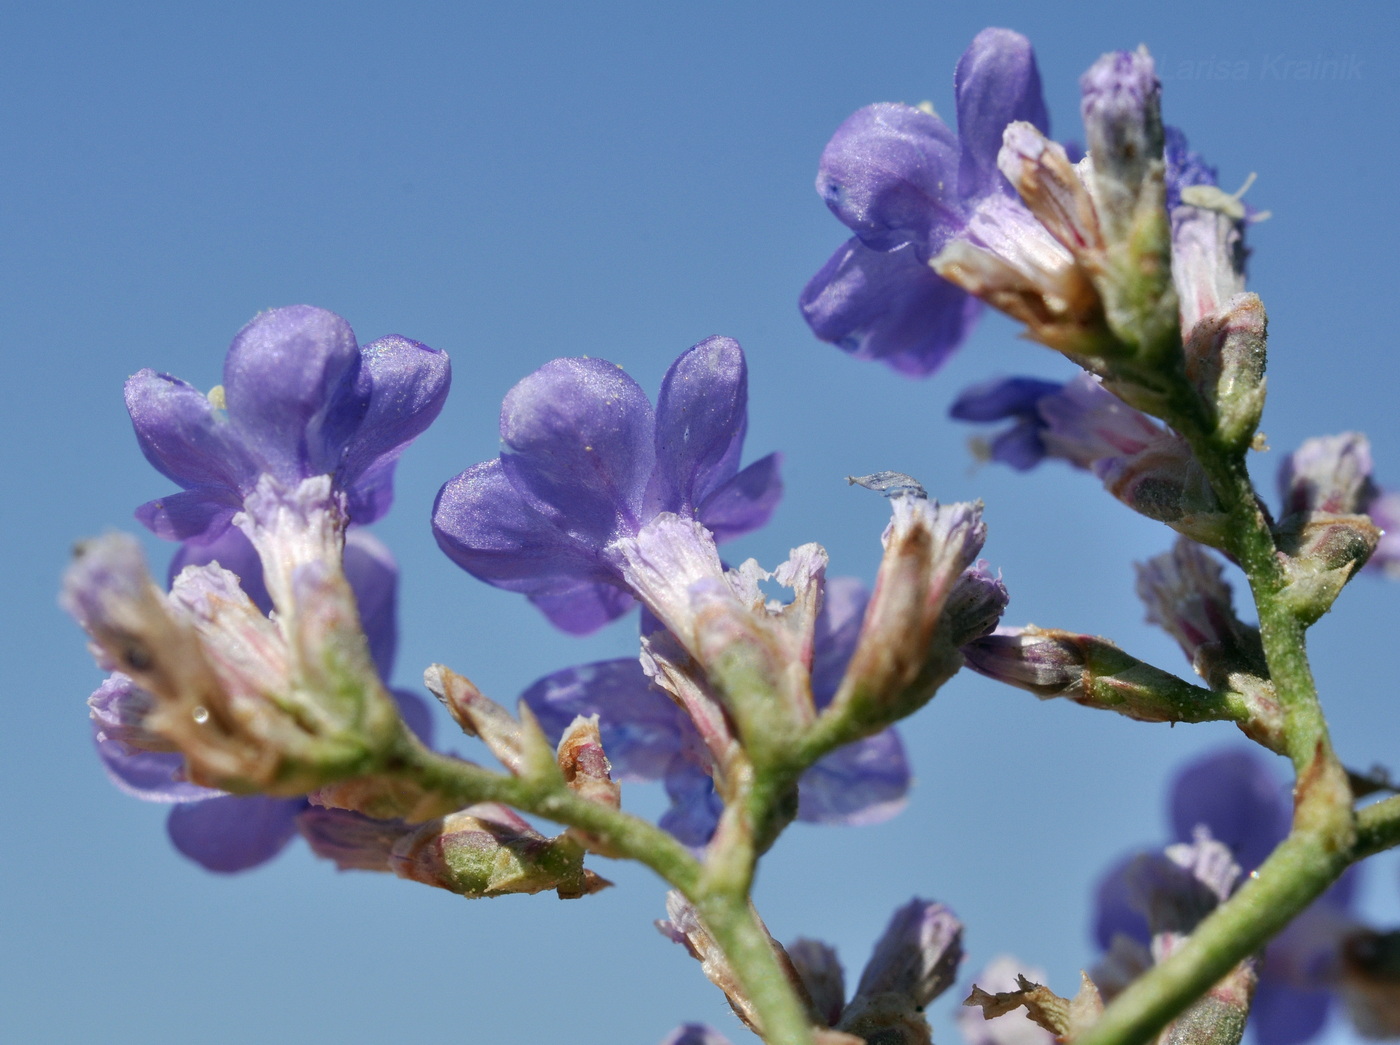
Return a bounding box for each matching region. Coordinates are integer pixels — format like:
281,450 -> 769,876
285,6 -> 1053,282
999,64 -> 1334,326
1091,747 -> 1360,1045
432,337 -> 780,635
800,28 -> 1049,376
520,577 -> 909,846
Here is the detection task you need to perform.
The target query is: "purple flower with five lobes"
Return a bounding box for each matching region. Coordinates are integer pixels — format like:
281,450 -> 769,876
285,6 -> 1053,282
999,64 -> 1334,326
89,526 -> 435,872
1091,747 -> 1360,1045
431,336 -> 781,635
519,577 -> 908,847
126,304 -> 450,543
799,28 -> 1049,377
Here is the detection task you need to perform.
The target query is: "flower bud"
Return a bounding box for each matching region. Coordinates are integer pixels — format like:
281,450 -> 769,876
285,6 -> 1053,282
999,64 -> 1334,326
1080,48 -> 1164,245
826,491 -> 987,731
1135,539 -> 1265,685
556,713 -> 623,856
657,891 -> 815,1033
300,803 -> 609,899
424,663 -> 557,778
853,899 -> 964,1006
963,627 -> 1236,726
1274,512 -> 1381,625
1279,433 -> 1378,517
788,938 -> 847,1028
1182,293 -> 1266,450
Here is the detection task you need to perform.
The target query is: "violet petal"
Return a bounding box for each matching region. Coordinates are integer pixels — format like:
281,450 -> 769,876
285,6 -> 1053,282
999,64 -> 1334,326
134,489 -> 237,542
391,687 -> 435,746
1248,978 -> 1331,1045
343,528 -> 399,678
94,733 -> 217,802
796,728 -> 909,825
170,527 -> 269,613
659,758 -> 723,847
949,376 -> 1063,422
810,576 -> 869,707
166,793 -> 304,873
1093,853 -> 1152,949
520,659 -> 694,781
221,305 -> 365,484
695,452 -> 783,544
651,336 -> 748,516
339,334 -> 452,487
124,370 -> 257,492
817,103 -> 965,257
530,582 -> 637,635
955,28 -> 1050,199
433,460 -> 613,592
800,238 -> 980,377
1168,747 -> 1289,872
498,356 -> 656,547
344,453 -> 398,525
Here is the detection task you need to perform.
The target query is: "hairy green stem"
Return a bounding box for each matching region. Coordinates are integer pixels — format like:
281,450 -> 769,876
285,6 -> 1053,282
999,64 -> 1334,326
392,736 -> 703,892
1354,794 -> 1400,860
697,890 -> 815,1045
1075,375 -> 1360,1045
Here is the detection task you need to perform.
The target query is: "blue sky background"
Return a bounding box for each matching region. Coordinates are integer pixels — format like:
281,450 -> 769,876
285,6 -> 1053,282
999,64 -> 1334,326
4,2 -> 1398,1042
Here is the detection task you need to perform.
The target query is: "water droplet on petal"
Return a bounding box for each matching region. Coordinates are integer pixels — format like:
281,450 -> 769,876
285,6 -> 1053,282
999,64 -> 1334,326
192,706 -> 210,724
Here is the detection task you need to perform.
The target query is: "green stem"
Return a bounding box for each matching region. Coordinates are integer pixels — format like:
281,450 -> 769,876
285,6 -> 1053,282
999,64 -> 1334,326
1354,795 -> 1400,860
393,737 -> 702,893
1075,381 -> 1360,1045
695,889 -> 814,1045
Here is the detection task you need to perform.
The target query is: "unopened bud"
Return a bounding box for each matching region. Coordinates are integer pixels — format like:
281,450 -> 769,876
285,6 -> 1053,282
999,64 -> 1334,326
425,663 -> 557,778
839,899 -> 963,1045
788,938 -> 847,1028
556,713 -> 623,857
657,892 -> 814,1033
963,627 -> 1235,726
1274,512 -> 1381,625
1182,294 -> 1267,449
1135,539 -> 1266,686
1079,47 -> 1177,362
827,493 -> 987,731
299,803 -> 609,899
1279,433 -> 1377,517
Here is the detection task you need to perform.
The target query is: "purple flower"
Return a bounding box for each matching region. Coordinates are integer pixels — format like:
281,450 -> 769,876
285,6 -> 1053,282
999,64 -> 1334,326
127,305 -> 450,543
1090,747 -> 1360,1045
89,526 -> 434,873
948,376 -> 1064,470
432,336 -> 781,635
800,28 -> 1049,376
520,577 -> 908,847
